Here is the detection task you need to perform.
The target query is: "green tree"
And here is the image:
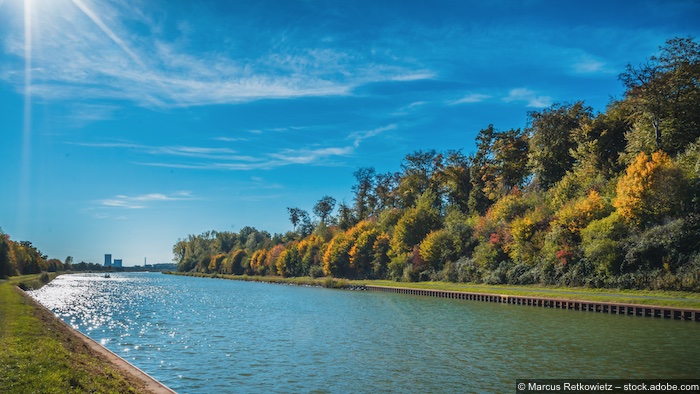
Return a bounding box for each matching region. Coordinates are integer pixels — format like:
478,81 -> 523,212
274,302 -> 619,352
528,102 -> 593,189
336,201 -> 357,231
620,37 -> 700,155
419,229 -> 455,271
64,256 -> 73,270
434,150 -> 471,213
390,191 -> 441,261
287,207 -> 303,232
469,126 -> 529,213
0,230 -> 17,278
396,150 -> 439,209
352,167 -> 377,220
571,101 -> 629,177
313,195 -> 336,226
374,172 -> 399,211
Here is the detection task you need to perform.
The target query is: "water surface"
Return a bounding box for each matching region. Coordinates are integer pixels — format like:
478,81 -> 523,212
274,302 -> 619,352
30,273 -> 700,393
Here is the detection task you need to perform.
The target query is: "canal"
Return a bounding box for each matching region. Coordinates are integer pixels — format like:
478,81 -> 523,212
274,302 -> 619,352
29,272 -> 700,393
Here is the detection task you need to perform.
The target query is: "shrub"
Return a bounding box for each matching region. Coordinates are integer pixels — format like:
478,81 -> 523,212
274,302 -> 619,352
622,216 -> 698,273
581,212 -> 628,275
309,265 -> 325,278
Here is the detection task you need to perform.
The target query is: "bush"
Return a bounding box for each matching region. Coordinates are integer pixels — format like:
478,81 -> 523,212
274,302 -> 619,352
581,212 -> 628,275
622,216 -> 697,273
309,265 -> 325,278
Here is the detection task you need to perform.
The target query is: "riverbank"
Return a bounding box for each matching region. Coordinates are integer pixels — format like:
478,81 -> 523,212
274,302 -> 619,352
0,273 -> 174,394
166,271 -> 700,309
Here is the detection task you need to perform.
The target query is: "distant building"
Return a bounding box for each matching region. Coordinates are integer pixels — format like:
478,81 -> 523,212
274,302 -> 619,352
113,259 -> 123,267
104,254 -> 112,267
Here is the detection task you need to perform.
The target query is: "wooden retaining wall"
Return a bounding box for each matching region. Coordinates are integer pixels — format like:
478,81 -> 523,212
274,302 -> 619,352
363,285 -> 700,322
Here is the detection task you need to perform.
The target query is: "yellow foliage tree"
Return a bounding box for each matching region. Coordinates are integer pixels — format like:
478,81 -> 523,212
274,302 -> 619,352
265,244 -> 285,274
208,253 -> 226,273
418,229 -> 454,270
349,225 -> 379,277
553,190 -> 609,236
613,151 -> 683,227
249,249 -> 268,274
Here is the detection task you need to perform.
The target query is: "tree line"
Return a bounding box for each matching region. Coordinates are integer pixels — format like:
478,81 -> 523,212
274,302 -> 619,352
0,229 -> 144,277
173,37 -> 700,291
0,231 -> 72,277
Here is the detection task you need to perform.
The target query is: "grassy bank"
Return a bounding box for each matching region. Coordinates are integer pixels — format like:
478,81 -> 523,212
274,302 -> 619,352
0,274 -> 148,393
167,271 -> 700,309
167,271 -> 353,288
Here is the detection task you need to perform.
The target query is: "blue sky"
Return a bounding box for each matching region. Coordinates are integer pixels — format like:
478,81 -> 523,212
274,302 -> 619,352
1,0 -> 699,266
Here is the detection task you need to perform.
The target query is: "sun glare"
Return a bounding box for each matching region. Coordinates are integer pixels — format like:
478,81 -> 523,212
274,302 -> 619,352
19,0 -> 33,235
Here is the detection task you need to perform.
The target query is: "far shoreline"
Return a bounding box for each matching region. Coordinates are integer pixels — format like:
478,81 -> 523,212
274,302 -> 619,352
164,271 -> 700,311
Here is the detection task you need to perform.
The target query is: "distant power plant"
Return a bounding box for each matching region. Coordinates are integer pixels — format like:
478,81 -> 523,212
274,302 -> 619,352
104,254 -> 123,267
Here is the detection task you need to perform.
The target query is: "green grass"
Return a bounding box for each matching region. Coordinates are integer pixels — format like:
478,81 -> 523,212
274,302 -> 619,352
168,271 -> 352,288
359,280 -> 700,308
0,274 -> 146,393
167,271 -> 700,309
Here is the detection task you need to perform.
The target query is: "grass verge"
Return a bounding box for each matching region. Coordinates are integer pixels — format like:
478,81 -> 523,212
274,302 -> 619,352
166,272 -> 700,309
0,274 -> 149,393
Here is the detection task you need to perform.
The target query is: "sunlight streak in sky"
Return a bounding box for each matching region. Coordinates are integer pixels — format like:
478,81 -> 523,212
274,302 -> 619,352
69,0 -> 175,105
19,0 -> 33,235
70,0 -> 145,69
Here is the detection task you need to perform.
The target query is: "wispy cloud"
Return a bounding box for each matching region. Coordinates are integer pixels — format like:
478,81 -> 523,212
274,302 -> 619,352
502,88 -> 553,108
96,191 -> 194,209
570,55 -> 613,74
71,142 -> 259,162
2,0 -> 433,108
449,93 -> 492,105
391,101 -> 427,116
214,137 -> 248,142
269,146 -> 354,165
349,124 -> 397,147
73,118 -> 392,170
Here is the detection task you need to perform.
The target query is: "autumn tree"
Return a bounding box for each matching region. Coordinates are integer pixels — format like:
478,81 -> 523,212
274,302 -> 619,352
276,244 -> 300,277
249,249 -> 269,275
614,151 -> 684,228
348,222 -> 380,278
323,232 -> 352,277
419,229 -> 455,271
0,230 -> 16,277
265,244 -> 285,274
389,191 -> 441,262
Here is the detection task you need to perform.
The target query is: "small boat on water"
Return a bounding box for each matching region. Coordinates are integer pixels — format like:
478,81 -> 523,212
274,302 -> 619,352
104,273 -> 111,278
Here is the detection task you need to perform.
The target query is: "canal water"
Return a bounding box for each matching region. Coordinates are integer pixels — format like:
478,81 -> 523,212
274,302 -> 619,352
29,272 -> 700,393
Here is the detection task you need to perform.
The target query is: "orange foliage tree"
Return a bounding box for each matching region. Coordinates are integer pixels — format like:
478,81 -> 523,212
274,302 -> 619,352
614,151 -> 684,227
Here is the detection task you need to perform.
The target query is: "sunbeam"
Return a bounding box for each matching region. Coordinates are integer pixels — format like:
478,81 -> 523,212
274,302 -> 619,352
69,0 -> 174,105
70,0 -> 146,69
19,0 -> 33,235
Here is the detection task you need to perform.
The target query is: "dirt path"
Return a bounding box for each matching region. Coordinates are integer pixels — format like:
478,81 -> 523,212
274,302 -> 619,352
21,289 -> 177,394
